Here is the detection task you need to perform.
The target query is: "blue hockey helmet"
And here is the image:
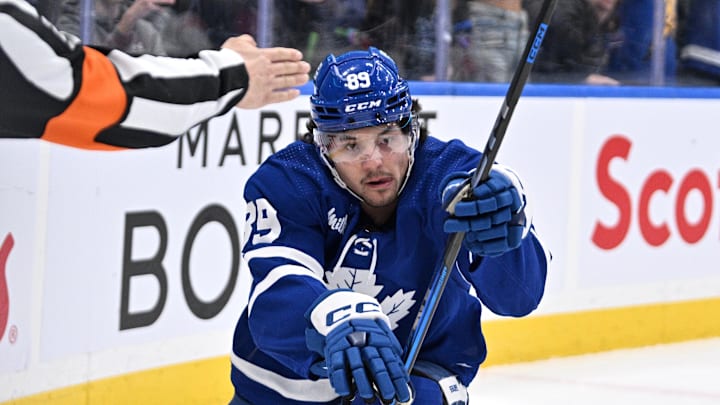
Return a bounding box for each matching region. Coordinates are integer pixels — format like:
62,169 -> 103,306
310,47 -> 413,134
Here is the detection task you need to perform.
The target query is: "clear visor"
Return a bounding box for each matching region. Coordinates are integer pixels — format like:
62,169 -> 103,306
318,123 -> 411,163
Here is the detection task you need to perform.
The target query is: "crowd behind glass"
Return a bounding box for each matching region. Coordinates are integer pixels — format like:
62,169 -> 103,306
27,0 -> 720,87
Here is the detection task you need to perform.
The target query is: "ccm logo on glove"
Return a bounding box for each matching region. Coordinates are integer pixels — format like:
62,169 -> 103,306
305,289 -> 413,403
326,301 -> 382,327
308,289 -> 388,335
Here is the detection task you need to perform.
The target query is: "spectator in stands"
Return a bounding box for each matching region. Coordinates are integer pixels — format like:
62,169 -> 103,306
606,0 -> 678,85
54,0 -> 98,39
187,0 -> 257,49
152,0 -> 214,57
451,0 -> 530,83
55,0 -> 173,55
401,0 -> 437,81
676,0 -> 720,85
332,0 -> 370,52
361,0 -> 441,79
523,0 -> 621,85
362,1 -> 410,67
126,0 -> 256,58
102,0 -> 172,54
274,0 -> 366,70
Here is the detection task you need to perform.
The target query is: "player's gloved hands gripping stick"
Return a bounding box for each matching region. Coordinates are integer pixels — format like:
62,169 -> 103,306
441,163 -> 532,257
305,289 -> 413,404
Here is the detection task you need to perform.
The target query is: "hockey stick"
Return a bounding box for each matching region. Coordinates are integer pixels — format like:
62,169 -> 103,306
401,0 -> 559,378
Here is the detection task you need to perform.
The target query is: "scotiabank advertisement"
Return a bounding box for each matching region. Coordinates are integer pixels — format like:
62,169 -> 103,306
574,98 -> 720,318
584,99 -> 719,288
1,87 -> 720,401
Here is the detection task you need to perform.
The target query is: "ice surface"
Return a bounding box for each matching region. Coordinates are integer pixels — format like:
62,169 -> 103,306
468,338 -> 720,404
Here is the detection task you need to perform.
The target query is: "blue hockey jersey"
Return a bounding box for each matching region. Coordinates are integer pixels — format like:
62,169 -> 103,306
230,136 -> 550,404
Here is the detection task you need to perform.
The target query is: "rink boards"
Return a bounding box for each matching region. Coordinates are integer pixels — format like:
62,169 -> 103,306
1,83 -> 719,403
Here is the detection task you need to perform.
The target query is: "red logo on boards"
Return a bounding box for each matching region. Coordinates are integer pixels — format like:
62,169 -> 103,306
592,135 -> 717,249
0,233 -> 13,342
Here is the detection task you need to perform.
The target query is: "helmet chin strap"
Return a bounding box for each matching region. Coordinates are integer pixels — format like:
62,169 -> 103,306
320,152 -> 366,202
397,150 -> 415,197
397,118 -> 419,196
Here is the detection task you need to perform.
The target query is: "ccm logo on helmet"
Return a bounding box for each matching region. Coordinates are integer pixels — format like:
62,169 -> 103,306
345,99 -> 382,112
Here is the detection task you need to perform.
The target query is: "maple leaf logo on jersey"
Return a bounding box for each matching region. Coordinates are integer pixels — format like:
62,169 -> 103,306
380,289 -> 415,330
326,234 -> 415,329
325,235 -> 383,296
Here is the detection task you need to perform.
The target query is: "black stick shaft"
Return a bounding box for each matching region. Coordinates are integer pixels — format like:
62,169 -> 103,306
402,0 -> 559,376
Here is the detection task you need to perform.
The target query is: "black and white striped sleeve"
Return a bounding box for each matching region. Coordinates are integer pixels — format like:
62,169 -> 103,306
0,0 -> 249,150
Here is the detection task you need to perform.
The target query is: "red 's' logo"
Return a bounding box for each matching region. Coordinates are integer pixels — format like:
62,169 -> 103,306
0,233 -> 13,342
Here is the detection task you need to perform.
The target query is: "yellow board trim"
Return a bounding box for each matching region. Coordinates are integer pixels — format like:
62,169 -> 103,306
5,297 -> 720,404
482,297 -> 720,366
3,357 -> 234,405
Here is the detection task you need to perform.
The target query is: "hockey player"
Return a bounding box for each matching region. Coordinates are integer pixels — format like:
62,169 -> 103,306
0,0 -> 309,150
230,47 -> 550,404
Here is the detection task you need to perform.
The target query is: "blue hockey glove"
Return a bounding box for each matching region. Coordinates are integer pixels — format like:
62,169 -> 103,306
441,163 -> 531,257
305,289 -> 413,404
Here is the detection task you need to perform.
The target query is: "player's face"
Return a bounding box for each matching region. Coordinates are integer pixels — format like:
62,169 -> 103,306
331,125 -> 411,209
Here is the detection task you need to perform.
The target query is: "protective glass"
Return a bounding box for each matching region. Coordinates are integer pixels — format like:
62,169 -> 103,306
319,123 -> 411,163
